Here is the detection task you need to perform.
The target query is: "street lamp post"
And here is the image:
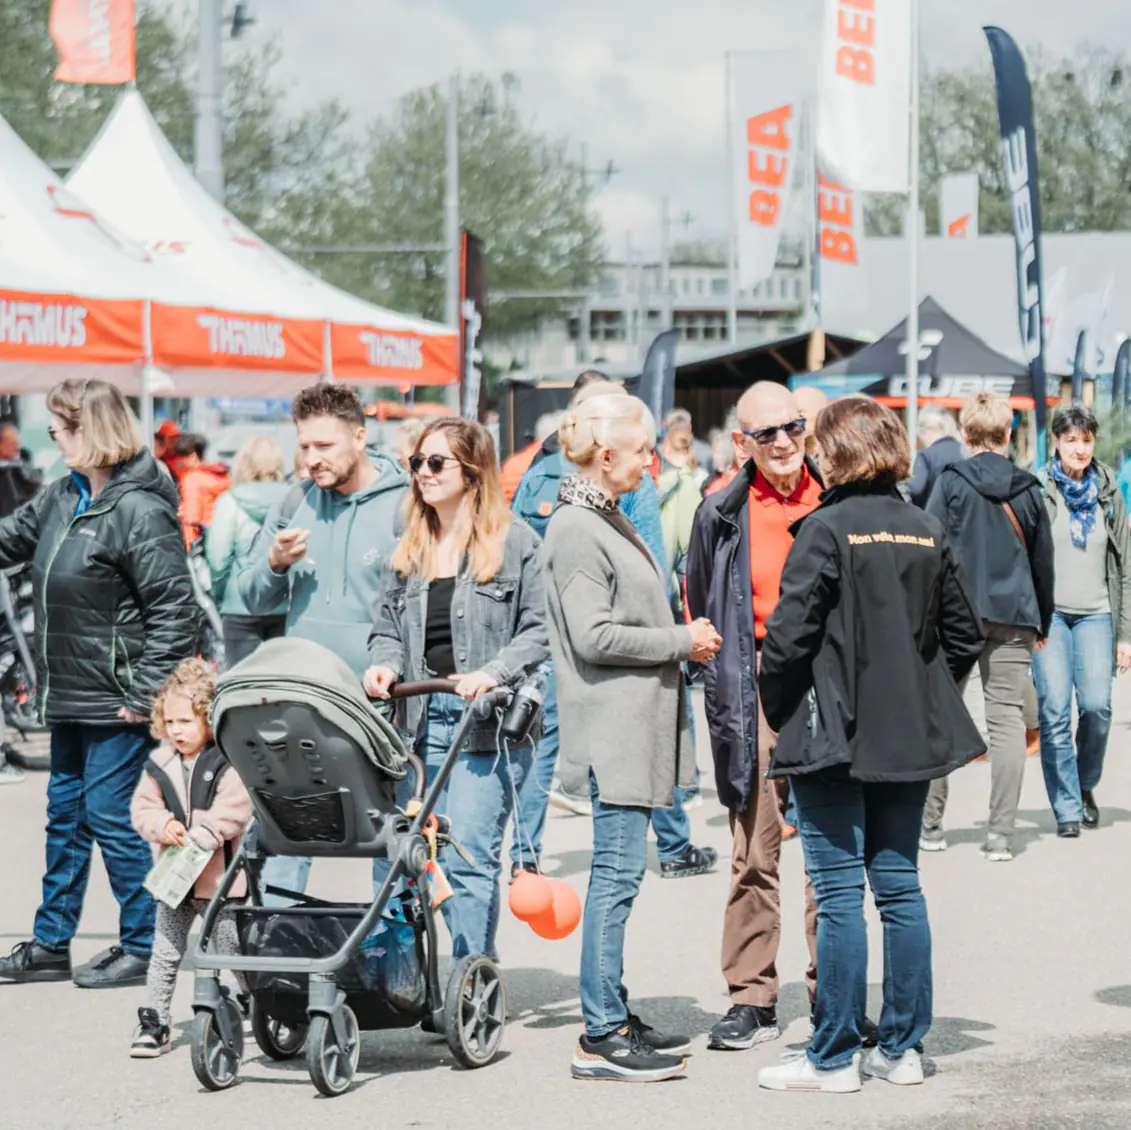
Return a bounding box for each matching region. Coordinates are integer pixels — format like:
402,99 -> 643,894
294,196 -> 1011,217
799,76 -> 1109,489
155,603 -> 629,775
195,0 -> 225,202
443,76 -> 461,412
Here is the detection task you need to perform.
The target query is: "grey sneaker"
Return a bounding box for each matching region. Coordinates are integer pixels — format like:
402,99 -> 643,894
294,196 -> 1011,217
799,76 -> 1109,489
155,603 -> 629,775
981,834 -> 1013,862
548,786 -> 592,817
919,826 -> 946,852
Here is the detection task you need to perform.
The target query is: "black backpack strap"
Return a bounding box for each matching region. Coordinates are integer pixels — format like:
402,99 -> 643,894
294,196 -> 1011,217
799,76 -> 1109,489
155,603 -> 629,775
144,758 -> 188,828
189,744 -> 232,814
276,480 -> 314,531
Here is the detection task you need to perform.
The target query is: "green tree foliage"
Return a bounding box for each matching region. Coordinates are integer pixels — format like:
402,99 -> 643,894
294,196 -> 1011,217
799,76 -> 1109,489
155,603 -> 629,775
866,46 -> 1131,237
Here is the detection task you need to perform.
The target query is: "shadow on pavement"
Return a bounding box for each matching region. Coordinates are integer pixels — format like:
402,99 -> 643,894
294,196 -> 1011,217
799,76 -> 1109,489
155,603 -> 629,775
1094,985 -> 1131,1008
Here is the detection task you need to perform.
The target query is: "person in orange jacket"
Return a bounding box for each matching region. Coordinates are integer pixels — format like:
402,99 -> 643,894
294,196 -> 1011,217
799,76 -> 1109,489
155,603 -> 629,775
171,434 -> 231,547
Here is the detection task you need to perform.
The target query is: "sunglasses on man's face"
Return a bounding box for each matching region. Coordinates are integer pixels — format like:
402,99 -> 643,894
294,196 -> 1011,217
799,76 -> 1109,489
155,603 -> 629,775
741,417 -> 806,447
408,453 -> 461,476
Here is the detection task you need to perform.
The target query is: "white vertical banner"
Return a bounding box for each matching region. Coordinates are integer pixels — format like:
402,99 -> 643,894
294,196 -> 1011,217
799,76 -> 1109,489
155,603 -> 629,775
730,50 -> 803,290
817,171 -> 869,318
817,0 -> 912,193
939,172 -> 979,238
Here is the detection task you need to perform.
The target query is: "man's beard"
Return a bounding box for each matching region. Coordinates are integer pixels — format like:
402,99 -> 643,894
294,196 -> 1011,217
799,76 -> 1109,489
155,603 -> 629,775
317,456 -> 358,492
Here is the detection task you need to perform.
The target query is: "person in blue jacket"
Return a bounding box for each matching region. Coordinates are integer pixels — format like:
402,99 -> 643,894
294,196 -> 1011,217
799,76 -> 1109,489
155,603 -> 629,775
510,372 -> 715,881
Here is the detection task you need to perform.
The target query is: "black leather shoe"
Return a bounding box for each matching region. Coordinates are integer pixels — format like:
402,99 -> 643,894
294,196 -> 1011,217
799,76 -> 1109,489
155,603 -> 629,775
0,939 -> 71,982
1082,791 -> 1100,829
707,1004 -> 779,1050
1057,821 -> 1081,839
72,946 -> 148,988
660,844 -> 719,879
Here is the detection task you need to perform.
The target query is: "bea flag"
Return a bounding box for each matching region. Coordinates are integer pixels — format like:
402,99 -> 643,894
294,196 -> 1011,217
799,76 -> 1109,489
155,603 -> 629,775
729,51 -> 802,289
985,27 -> 1048,431
939,172 -> 979,238
817,0 -> 911,194
50,0 -> 136,85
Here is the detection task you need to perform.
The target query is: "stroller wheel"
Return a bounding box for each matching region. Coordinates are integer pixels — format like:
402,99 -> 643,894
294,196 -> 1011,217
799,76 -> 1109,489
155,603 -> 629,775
444,954 -> 506,1069
306,1005 -> 360,1097
250,1000 -> 308,1060
190,998 -> 244,1091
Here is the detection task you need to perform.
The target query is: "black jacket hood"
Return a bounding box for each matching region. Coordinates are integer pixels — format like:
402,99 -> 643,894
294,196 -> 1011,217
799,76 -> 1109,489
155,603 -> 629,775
949,451 -> 1036,504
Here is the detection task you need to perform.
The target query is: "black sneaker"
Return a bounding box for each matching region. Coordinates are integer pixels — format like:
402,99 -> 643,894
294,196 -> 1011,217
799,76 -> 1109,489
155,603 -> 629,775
1057,821 -> 1081,839
1082,790 -> 1100,829
707,1004 -> 779,1050
0,744 -> 24,785
73,946 -> 148,989
660,844 -> 718,879
627,1012 -> 692,1055
0,939 -> 71,982
808,1004 -> 880,1048
129,1008 -> 171,1058
571,1024 -> 687,1082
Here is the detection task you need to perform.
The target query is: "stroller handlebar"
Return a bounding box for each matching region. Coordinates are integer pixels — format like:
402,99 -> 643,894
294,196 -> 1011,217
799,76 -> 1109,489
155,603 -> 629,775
388,679 -> 458,699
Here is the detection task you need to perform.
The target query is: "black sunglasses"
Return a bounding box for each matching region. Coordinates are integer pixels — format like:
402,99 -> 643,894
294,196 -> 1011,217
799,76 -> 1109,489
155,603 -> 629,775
742,416 -> 807,447
47,425 -> 74,442
409,453 -> 461,476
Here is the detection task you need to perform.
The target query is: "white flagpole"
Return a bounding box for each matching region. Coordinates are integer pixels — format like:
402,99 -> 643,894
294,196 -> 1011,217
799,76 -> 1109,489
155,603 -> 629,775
905,0 -> 921,443
725,52 -> 738,345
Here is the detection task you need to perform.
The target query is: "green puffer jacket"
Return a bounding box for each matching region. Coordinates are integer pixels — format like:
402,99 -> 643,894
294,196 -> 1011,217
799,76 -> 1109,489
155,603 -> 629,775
204,481 -> 289,617
0,450 -> 199,724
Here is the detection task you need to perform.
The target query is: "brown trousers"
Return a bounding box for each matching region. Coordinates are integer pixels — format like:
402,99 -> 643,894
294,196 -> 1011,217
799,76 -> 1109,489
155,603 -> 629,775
721,672 -> 818,1007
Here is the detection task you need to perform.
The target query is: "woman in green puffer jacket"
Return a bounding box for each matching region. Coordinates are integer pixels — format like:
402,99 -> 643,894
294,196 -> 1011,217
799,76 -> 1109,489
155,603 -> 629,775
205,436 -> 289,666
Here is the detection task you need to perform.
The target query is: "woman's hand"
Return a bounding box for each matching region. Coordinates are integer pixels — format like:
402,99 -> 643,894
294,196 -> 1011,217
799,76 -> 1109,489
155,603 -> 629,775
363,666 -> 398,699
162,818 -> 188,847
689,617 -> 722,664
1118,642 -> 1131,675
117,707 -> 147,725
449,670 -> 499,701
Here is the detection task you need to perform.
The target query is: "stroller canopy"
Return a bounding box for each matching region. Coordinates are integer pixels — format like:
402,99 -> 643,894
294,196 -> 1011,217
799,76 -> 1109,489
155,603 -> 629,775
212,637 -> 407,779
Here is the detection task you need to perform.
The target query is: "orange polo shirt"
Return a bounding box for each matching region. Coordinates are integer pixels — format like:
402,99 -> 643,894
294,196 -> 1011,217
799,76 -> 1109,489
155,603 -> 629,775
749,466 -> 823,640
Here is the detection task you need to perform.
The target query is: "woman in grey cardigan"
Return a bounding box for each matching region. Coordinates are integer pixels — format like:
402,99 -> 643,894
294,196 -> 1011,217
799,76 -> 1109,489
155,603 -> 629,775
365,418 -> 548,962
542,392 -> 720,1084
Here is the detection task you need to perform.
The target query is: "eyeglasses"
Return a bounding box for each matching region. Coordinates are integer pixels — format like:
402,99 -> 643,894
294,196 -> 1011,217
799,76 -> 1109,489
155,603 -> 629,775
741,417 -> 807,447
408,453 -> 461,476
47,425 -> 74,442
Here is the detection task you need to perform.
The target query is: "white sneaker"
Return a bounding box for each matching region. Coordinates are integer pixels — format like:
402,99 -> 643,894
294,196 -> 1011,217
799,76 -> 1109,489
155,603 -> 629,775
548,786 -> 592,817
758,1053 -> 861,1093
0,760 -> 24,785
861,1047 -> 924,1086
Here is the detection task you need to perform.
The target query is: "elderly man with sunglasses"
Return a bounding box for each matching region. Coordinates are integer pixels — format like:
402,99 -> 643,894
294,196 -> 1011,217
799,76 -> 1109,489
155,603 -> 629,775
685,381 -> 822,1051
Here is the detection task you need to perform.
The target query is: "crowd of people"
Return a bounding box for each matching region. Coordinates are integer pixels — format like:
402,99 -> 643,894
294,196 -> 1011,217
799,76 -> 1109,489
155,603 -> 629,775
0,372 -> 1126,1093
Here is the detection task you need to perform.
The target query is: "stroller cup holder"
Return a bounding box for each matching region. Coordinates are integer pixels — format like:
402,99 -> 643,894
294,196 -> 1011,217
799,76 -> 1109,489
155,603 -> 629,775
189,662 -> 513,1097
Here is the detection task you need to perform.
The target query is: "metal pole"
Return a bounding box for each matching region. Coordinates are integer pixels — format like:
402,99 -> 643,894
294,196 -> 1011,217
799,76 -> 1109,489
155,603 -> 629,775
625,231 -> 637,360
194,0 -> 224,201
725,52 -> 738,344
660,195 -> 673,332
905,0 -> 921,445
444,75 -> 461,412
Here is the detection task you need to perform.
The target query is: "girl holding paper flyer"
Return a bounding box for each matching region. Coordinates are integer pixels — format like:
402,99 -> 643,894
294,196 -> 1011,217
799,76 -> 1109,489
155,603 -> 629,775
129,660 -> 252,1058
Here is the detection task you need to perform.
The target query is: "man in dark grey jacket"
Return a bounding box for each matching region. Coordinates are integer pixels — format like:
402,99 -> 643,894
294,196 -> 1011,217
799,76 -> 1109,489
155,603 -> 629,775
908,406 -> 964,507
922,392 -> 1054,862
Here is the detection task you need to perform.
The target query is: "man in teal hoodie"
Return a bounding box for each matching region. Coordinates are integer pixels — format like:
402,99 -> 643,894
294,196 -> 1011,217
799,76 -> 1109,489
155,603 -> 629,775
239,383 -> 407,899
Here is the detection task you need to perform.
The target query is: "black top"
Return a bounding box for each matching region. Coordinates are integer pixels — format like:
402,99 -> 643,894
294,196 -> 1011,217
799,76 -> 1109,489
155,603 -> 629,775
424,577 -> 456,675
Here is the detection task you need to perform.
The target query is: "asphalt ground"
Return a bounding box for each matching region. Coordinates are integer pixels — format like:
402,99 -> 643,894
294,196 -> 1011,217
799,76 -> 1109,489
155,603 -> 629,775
2,676 -> 1131,1129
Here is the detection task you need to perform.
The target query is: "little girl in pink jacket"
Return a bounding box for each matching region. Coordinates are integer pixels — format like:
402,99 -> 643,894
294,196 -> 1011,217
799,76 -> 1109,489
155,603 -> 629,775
129,659 -> 251,1059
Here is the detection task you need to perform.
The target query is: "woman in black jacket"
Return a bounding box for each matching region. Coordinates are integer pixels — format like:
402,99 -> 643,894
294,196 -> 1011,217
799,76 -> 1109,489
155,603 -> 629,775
756,398 -> 984,1095
0,380 -> 198,990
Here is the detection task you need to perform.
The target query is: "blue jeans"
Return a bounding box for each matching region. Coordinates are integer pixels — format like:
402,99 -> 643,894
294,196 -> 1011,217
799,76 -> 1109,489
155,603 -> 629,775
35,724 -> 155,957
792,772 -> 931,1070
1032,611 -> 1114,824
510,665 -> 692,867
579,772 -> 651,1038
378,694 -> 530,961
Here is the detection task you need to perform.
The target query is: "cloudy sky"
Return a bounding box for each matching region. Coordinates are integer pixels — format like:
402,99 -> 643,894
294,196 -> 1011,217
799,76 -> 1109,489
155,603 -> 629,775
232,1 -> 1129,257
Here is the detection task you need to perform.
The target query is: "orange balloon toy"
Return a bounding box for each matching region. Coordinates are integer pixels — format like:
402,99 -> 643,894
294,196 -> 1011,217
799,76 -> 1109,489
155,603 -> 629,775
529,879 -> 582,940
508,870 -> 553,922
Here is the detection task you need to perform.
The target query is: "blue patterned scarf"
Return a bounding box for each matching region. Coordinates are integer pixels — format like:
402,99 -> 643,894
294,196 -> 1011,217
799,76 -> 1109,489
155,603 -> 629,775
1050,457 -> 1100,549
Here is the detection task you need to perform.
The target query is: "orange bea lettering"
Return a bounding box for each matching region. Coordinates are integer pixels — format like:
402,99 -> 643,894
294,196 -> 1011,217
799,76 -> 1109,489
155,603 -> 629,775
818,175 -> 858,264
833,0 -> 875,86
745,104 -> 793,228
821,230 -> 857,264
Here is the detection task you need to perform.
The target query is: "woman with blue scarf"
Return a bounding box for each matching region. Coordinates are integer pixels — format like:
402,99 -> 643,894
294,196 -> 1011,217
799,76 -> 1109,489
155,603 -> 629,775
1035,404 -> 1131,838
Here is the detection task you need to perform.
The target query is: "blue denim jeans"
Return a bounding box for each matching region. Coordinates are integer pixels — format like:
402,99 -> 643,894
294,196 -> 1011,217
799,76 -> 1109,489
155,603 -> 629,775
34,724 -> 156,957
1032,611 -> 1114,824
792,772 -> 931,1070
579,772 -> 651,1038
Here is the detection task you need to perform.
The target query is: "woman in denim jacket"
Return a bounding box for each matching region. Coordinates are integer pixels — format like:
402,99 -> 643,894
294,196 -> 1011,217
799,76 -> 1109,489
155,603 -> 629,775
365,418 -> 548,961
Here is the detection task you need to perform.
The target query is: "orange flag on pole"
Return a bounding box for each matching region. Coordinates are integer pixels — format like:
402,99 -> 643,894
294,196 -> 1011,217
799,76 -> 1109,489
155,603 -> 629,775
50,0 -> 136,85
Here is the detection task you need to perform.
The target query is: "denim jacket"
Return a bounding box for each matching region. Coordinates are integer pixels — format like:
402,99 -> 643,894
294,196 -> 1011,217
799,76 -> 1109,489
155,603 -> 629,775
368,518 -> 549,751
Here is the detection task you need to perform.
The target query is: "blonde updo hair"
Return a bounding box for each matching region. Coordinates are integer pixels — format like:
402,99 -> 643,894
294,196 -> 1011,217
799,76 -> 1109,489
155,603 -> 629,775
559,392 -> 656,468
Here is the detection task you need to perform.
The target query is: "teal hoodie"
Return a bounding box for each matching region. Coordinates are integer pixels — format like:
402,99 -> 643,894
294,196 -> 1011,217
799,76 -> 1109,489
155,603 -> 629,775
238,454 -> 409,676
205,480 -> 291,617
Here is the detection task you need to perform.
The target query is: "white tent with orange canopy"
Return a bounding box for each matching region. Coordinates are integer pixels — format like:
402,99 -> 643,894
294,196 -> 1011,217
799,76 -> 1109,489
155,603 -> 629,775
68,90 -> 458,391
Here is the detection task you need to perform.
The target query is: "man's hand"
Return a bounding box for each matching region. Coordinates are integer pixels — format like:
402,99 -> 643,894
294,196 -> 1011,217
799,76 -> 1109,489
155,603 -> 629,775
689,617 -> 722,664
268,527 -> 309,573
117,707 -> 147,724
1118,642 -> 1131,675
1033,637 -> 1048,652
162,818 -> 188,847
449,671 -> 499,701
363,666 -> 397,699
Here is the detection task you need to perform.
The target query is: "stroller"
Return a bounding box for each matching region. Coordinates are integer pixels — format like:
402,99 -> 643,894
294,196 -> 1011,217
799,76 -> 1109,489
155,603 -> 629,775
188,638 -> 511,1097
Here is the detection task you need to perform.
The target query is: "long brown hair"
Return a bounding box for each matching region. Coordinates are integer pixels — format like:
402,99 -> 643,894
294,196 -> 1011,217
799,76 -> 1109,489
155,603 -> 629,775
390,418 -> 511,583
